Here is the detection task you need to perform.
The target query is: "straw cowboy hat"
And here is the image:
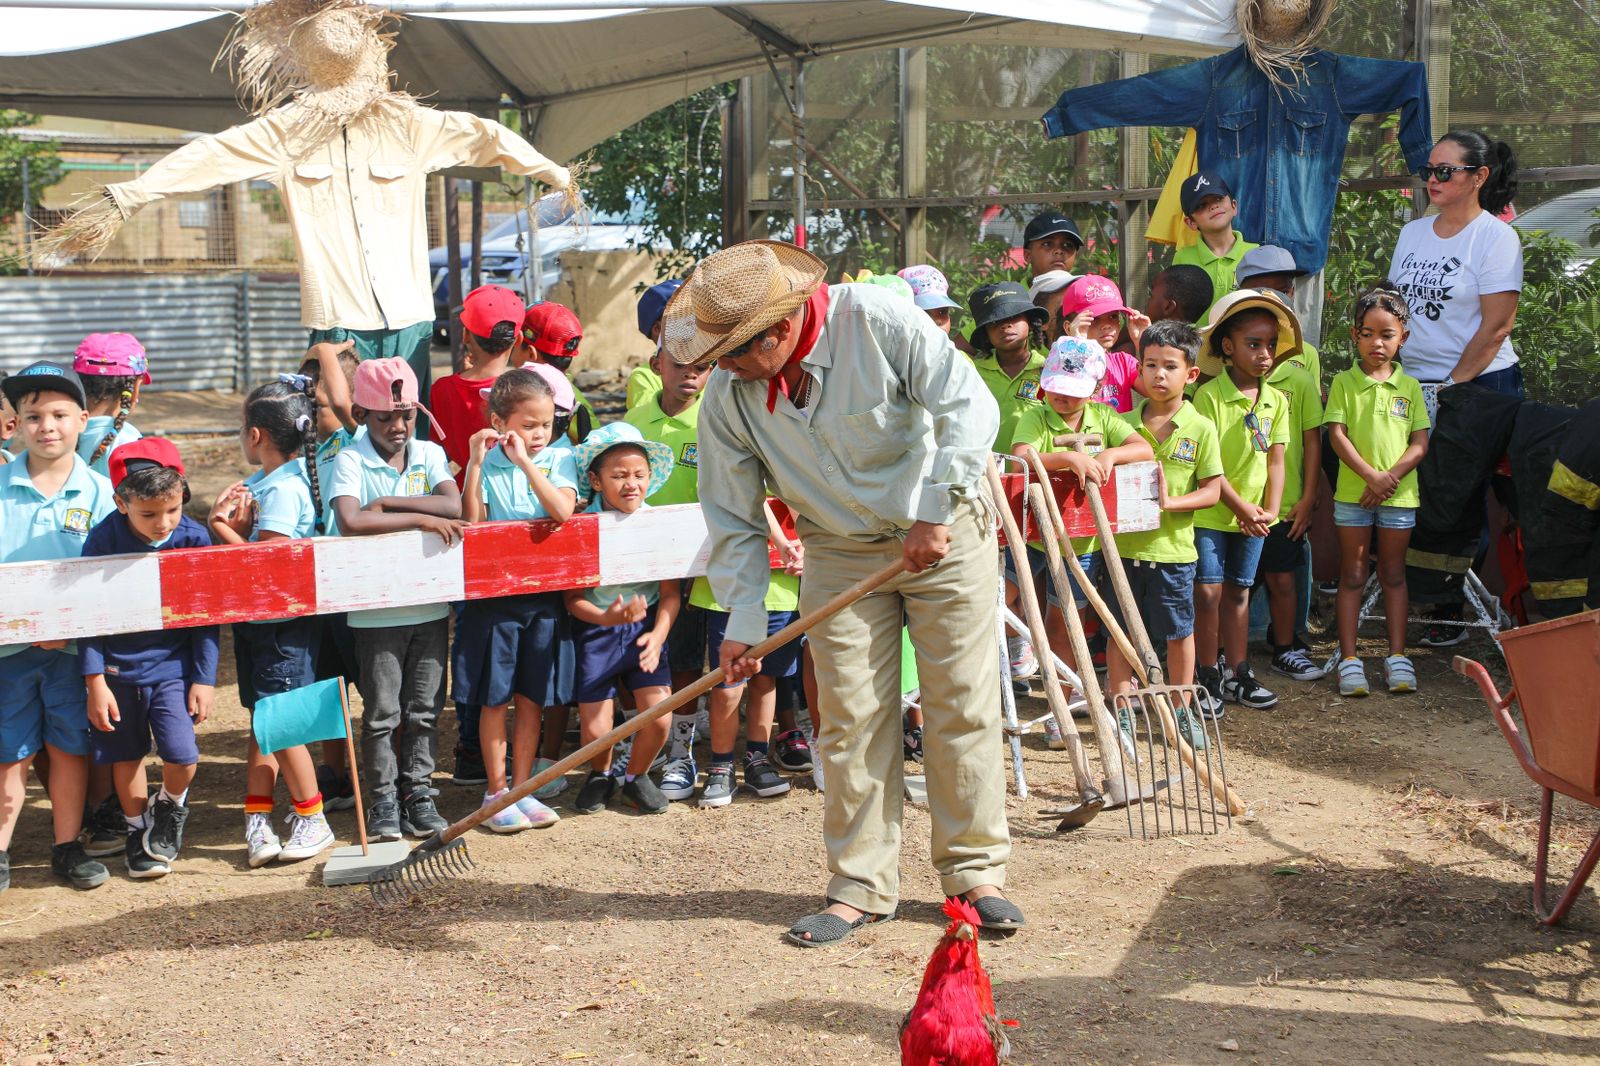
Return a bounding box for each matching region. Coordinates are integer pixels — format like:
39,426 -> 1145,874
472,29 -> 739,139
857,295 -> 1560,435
661,241 -> 827,367
227,0 -> 409,121
1235,0 -> 1336,86
1198,287 -> 1303,379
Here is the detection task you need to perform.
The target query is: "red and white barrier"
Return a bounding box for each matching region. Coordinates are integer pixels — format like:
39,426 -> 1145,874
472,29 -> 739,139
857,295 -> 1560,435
0,465 -> 1158,645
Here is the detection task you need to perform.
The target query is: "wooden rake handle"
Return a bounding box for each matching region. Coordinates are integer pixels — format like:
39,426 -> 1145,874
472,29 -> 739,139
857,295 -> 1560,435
439,557 -> 912,844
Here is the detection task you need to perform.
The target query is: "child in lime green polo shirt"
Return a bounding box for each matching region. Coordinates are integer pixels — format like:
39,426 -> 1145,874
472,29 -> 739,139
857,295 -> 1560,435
1106,323 -> 1221,747
967,282 -> 1050,453
1191,292 -> 1296,715
1173,171 -> 1258,321
1325,286 -> 1431,699
1011,336 -> 1153,693
1256,360 -> 1325,684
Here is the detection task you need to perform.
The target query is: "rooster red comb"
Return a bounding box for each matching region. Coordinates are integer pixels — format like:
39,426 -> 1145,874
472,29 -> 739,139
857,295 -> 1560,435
943,896 -> 982,928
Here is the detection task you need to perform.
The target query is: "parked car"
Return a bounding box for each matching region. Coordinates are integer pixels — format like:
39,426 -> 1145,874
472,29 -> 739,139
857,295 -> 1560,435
429,195 -> 655,341
1511,186 -> 1600,276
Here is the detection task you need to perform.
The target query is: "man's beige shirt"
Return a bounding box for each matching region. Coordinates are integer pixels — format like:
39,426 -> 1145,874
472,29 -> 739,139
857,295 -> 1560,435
106,103 -> 569,331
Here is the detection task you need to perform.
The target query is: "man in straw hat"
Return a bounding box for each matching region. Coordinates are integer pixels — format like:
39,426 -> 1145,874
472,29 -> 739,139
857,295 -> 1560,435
43,0 -> 574,405
663,240 -> 1024,946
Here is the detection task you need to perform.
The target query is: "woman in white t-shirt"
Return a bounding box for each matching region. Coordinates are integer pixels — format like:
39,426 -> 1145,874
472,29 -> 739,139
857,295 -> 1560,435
1388,130 -> 1523,397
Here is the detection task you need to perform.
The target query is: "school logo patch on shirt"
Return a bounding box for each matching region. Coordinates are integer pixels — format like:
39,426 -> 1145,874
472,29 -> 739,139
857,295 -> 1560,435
1016,378 -> 1042,402
1389,396 -> 1412,419
404,469 -> 430,496
63,508 -> 92,535
319,436 -> 343,462
1173,437 -> 1199,464
680,442 -> 699,469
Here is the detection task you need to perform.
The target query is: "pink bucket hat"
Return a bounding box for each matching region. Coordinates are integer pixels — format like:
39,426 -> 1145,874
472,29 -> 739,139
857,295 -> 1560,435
352,357 -> 447,439
74,332 -> 151,384
478,362 -> 575,414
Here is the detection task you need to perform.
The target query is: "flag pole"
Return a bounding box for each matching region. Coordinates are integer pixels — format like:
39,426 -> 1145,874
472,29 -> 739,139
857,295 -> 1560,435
339,678 -> 368,857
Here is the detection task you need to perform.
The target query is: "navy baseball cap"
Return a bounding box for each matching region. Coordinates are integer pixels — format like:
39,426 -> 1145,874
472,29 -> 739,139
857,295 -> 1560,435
1023,211 -> 1083,248
2,360 -> 86,409
637,279 -> 684,340
1180,171 -> 1233,216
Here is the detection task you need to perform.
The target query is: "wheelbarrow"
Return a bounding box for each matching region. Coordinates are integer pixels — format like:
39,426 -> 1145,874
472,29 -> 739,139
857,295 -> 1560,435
1454,608 -> 1600,926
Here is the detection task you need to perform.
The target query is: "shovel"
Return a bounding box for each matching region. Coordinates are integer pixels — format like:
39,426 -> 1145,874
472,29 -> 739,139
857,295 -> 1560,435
983,456 -> 1104,827
1054,434 -> 1245,826
368,557 -> 913,901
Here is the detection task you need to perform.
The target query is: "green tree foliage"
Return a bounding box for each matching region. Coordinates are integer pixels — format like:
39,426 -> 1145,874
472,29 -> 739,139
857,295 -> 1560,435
0,111 -> 64,274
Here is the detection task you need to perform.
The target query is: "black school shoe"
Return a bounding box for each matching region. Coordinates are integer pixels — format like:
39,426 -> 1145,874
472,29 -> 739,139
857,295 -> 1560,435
366,797 -> 403,842
1221,662 -> 1279,710
401,792 -> 448,837
143,796 -> 190,863
125,829 -> 170,880
80,794 -> 126,858
619,774 -> 669,815
574,771 -> 618,814
52,841 -> 109,889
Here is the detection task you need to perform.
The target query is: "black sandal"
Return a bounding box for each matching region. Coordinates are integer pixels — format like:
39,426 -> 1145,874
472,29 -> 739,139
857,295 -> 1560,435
955,891 -> 1026,931
785,901 -> 895,948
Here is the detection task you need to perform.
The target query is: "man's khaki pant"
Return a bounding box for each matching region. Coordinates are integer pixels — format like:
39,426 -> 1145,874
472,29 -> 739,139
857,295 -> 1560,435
798,496 -> 1010,916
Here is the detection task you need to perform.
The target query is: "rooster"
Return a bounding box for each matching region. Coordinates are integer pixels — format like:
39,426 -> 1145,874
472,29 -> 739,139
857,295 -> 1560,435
900,897 -> 1016,1066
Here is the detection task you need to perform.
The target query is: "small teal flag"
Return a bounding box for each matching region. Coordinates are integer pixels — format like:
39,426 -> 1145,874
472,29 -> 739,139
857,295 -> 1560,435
253,678 -> 348,754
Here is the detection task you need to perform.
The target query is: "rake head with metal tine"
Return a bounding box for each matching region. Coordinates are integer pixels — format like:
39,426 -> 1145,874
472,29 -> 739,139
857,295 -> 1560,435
368,833 -> 475,904
1103,685 -> 1231,838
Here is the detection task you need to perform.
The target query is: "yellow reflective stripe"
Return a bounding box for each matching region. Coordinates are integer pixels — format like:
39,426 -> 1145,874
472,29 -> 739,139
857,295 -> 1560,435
1405,548 -> 1473,574
1550,461 -> 1600,510
1532,578 -> 1589,600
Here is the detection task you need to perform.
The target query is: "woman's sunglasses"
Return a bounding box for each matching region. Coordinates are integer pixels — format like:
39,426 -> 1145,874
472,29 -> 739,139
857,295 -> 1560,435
1417,164 -> 1482,183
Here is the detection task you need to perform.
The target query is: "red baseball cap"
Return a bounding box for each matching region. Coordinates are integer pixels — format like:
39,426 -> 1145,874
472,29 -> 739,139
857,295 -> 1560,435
460,284 -> 526,338
108,437 -> 190,501
521,301 -> 583,359
1060,275 -> 1135,320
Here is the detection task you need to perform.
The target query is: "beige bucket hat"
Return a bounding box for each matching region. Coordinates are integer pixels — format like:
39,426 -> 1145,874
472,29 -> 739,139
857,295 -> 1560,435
661,241 -> 827,367
1198,287 -> 1303,379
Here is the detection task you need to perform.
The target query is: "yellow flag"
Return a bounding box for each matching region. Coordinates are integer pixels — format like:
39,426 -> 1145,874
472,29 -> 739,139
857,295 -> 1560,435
1147,128 -> 1200,250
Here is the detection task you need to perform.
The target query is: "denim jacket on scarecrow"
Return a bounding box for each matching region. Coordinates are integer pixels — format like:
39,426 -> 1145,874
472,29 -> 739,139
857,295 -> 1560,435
1040,45 -> 1432,274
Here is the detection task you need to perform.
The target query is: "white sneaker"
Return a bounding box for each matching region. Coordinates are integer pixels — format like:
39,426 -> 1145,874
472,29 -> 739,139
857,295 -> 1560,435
1007,634 -> 1039,680
245,812 -> 281,868
1337,656 -> 1370,698
1384,654 -> 1418,694
1043,715 -> 1067,751
278,812 -> 334,862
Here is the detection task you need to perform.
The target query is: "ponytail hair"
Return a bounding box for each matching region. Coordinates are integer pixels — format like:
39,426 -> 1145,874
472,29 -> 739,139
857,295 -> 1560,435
244,381 -> 320,530
81,374 -> 138,467
1440,130 -> 1519,215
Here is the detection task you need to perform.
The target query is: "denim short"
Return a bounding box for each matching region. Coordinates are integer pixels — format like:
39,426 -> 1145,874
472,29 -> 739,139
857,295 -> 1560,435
233,618 -> 319,712
1100,559 -> 1197,644
0,646 -> 90,761
90,677 -> 199,766
704,608 -> 802,687
1195,527 -> 1264,588
1333,501 -> 1417,530
1004,545 -> 1099,609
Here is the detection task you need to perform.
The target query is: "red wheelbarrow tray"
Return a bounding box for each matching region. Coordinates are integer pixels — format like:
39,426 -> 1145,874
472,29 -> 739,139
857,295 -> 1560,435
1454,608 -> 1600,926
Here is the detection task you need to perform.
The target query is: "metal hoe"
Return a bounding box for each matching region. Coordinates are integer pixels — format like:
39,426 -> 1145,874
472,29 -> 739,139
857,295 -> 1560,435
369,558 -> 914,902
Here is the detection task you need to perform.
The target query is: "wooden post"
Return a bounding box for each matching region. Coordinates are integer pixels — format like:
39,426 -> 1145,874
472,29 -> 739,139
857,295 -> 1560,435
469,180 -> 484,294
746,75 -> 772,239
899,47 -> 928,267
1117,50 -> 1150,306
444,176 -> 464,370
340,678 -> 368,856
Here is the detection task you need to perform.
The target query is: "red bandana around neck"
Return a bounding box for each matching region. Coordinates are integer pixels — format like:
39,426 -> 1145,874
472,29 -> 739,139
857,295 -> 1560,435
766,283 -> 830,413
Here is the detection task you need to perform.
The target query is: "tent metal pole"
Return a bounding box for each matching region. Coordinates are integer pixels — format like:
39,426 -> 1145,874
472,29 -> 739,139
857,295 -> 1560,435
792,57 -> 806,248
0,0 -> 855,9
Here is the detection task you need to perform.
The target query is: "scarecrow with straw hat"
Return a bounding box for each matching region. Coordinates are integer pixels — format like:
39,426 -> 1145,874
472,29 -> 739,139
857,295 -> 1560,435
663,240 -> 1026,947
43,0 -> 577,393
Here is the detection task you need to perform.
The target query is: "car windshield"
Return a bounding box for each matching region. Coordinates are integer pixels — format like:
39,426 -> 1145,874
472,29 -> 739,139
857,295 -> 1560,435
1511,189 -> 1600,250
483,195 -> 647,241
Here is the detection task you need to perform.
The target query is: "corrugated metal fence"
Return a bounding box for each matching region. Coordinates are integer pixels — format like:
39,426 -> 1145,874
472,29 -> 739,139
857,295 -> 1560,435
0,274 -> 309,392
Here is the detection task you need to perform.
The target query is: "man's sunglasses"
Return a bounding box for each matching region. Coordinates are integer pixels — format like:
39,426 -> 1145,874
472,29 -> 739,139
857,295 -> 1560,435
1417,164 -> 1482,183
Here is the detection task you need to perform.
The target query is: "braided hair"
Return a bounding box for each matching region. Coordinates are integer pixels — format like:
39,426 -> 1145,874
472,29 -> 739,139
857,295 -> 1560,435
245,381 -> 320,533
1353,283 -> 1411,328
82,374 -> 138,467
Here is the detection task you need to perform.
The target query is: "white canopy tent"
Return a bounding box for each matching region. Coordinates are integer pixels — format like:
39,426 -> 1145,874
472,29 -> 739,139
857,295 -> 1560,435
0,0 -> 1237,163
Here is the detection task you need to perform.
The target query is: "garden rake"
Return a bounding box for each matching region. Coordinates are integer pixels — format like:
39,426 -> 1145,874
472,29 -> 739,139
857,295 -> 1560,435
368,558 -> 913,903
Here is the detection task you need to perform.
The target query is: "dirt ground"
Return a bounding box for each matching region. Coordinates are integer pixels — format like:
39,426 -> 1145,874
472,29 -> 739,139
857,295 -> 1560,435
2,392 -> 1597,1065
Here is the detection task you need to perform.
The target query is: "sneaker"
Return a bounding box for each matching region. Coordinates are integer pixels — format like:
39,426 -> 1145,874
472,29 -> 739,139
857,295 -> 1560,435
279,813 -> 334,862
481,789 -> 534,833
142,796 -> 189,863
1337,656 -> 1370,697
742,752 -> 791,798
0,849 -> 9,894
1317,579 -> 1339,596
1007,634 -> 1039,680
699,765 -> 736,808
612,735 -> 634,774
1420,623 -> 1469,648
1271,644 -> 1326,682
574,771 -> 617,814
659,755 -> 698,801
125,829 -> 170,880
245,812 -> 282,868
1043,715 -> 1067,750
1195,666 -> 1226,721
1384,654 -> 1419,694
773,729 -> 814,772
317,765 -> 356,811
620,774 -> 669,814
80,794 -> 126,858
366,797 -> 403,842
903,726 -> 924,763
51,841 -> 109,889
513,792 -> 561,828
451,746 -> 489,788
530,758 -> 570,800
1173,705 -> 1207,751
400,792 -> 448,837
1221,662 -> 1278,710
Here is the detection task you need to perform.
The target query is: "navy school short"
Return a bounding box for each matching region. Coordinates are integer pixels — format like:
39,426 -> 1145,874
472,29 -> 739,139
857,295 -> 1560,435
314,612 -> 361,689
572,605 -> 672,704
667,600 -> 709,675
232,617 -> 319,712
451,593 -> 573,709
704,608 -> 802,688
1098,559 -> 1197,645
90,676 -> 199,766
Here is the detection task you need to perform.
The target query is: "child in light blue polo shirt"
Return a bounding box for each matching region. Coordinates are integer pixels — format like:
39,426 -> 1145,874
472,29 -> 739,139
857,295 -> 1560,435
327,358 -> 464,844
0,362 -> 117,893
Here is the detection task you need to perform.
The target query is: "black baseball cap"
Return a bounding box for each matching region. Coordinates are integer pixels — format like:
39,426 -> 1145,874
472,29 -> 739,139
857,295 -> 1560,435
2,360 -> 86,409
1180,170 -> 1234,216
1023,211 -> 1083,248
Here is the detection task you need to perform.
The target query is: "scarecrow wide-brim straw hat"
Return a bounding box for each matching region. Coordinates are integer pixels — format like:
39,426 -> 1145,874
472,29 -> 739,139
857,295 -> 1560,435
1236,0 -> 1336,85
661,240 -> 827,367
1198,288 -> 1303,379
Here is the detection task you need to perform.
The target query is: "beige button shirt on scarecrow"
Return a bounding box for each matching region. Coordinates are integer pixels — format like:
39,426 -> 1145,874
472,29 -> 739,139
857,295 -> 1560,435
104,104 -> 569,331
